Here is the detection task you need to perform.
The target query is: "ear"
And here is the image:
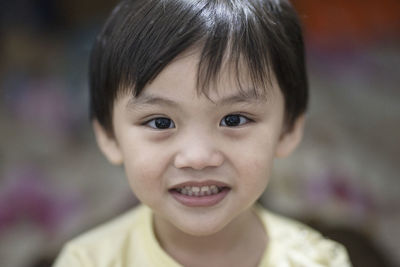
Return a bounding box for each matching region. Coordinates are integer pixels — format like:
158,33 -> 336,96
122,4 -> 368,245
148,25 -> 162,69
92,120 -> 123,165
275,115 -> 305,158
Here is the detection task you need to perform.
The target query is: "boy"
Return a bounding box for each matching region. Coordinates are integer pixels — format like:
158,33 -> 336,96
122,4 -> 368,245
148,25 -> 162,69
55,0 -> 352,266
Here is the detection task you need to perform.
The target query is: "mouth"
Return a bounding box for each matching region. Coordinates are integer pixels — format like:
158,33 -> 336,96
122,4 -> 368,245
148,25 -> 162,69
170,185 -> 230,196
168,181 -> 231,207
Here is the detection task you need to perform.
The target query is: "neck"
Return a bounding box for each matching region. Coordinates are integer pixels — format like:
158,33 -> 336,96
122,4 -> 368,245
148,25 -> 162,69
153,207 -> 267,266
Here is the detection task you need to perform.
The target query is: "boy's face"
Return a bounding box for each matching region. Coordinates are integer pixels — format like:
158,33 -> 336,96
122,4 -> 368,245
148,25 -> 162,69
94,50 -> 304,236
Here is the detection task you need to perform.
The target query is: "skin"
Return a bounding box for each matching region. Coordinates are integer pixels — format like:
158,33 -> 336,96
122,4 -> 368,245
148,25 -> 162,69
93,50 -> 305,267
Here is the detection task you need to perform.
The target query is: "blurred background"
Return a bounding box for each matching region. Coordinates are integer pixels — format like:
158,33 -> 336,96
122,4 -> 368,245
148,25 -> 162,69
0,0 -> 399,266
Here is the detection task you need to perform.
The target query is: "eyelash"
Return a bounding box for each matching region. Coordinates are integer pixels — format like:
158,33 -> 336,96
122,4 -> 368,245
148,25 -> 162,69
143,117 -> 175,130
220,114 -> 253,127
142,114 -> 253,130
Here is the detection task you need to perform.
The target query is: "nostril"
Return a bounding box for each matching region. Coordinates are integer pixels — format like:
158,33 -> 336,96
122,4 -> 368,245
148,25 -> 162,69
173,150 -> 224,170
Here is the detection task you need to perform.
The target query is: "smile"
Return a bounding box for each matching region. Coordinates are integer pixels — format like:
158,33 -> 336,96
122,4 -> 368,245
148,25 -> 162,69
169,181 -> 231,207
174,185 -> 223,196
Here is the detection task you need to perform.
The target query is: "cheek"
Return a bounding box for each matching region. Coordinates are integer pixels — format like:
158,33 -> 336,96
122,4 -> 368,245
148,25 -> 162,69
230,130 -> 278,189
241,152 -> 273,186
119,140 -> 170,198
233,131 -> 277,168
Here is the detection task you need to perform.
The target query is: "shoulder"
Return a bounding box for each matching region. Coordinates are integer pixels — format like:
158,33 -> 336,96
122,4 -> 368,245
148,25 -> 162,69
53,204 -> 150,267
67,204 -> 148,250
254,205 -> 352,267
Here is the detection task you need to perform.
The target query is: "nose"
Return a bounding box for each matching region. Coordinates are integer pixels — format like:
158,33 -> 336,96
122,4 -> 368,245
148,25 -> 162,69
173,131 -> 224,170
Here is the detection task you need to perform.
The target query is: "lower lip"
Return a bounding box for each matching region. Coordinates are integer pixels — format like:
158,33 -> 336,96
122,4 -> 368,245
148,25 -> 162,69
169,188 -> 230,207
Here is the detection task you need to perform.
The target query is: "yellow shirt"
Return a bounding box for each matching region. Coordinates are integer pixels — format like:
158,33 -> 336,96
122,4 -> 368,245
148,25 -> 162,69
54,204 -> 352,267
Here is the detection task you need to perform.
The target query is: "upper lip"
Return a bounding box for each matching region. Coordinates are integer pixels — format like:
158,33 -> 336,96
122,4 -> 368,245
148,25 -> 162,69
169,180 -> 230,190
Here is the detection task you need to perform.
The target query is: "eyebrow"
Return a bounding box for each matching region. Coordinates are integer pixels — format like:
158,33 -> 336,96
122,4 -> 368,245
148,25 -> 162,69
126,89 -> 266,110
126,94 -> 178,111
215,90 -> 267,106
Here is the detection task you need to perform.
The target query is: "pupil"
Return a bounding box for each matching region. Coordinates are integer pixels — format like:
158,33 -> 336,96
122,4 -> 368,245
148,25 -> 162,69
225,115 -> 240,126
155,118 -> 171,129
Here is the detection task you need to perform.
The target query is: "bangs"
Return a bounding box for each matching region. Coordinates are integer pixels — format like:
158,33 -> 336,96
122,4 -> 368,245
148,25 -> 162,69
90,0 -> 307,130
196,2 -> 275,99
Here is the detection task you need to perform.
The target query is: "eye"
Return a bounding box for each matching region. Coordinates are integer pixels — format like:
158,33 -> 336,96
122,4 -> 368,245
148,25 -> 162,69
220,114 -> 251,127
145,117 -> 175,129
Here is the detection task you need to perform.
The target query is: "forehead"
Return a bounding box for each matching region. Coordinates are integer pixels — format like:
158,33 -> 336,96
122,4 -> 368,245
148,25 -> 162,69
125,48 -> 279,105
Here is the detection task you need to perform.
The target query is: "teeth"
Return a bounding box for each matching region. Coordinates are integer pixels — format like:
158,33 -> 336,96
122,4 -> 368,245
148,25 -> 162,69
192,187 -> 200,193
176,185 -> 225,196
210,185 -> 218,194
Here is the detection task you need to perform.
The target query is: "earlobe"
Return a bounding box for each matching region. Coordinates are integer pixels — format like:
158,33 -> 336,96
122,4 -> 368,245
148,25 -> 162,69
275,115 -> 305,158
92,120 -> 123,165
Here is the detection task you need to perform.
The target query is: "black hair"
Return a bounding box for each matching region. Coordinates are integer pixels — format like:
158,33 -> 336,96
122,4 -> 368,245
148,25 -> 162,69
89,0 -> 308,133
